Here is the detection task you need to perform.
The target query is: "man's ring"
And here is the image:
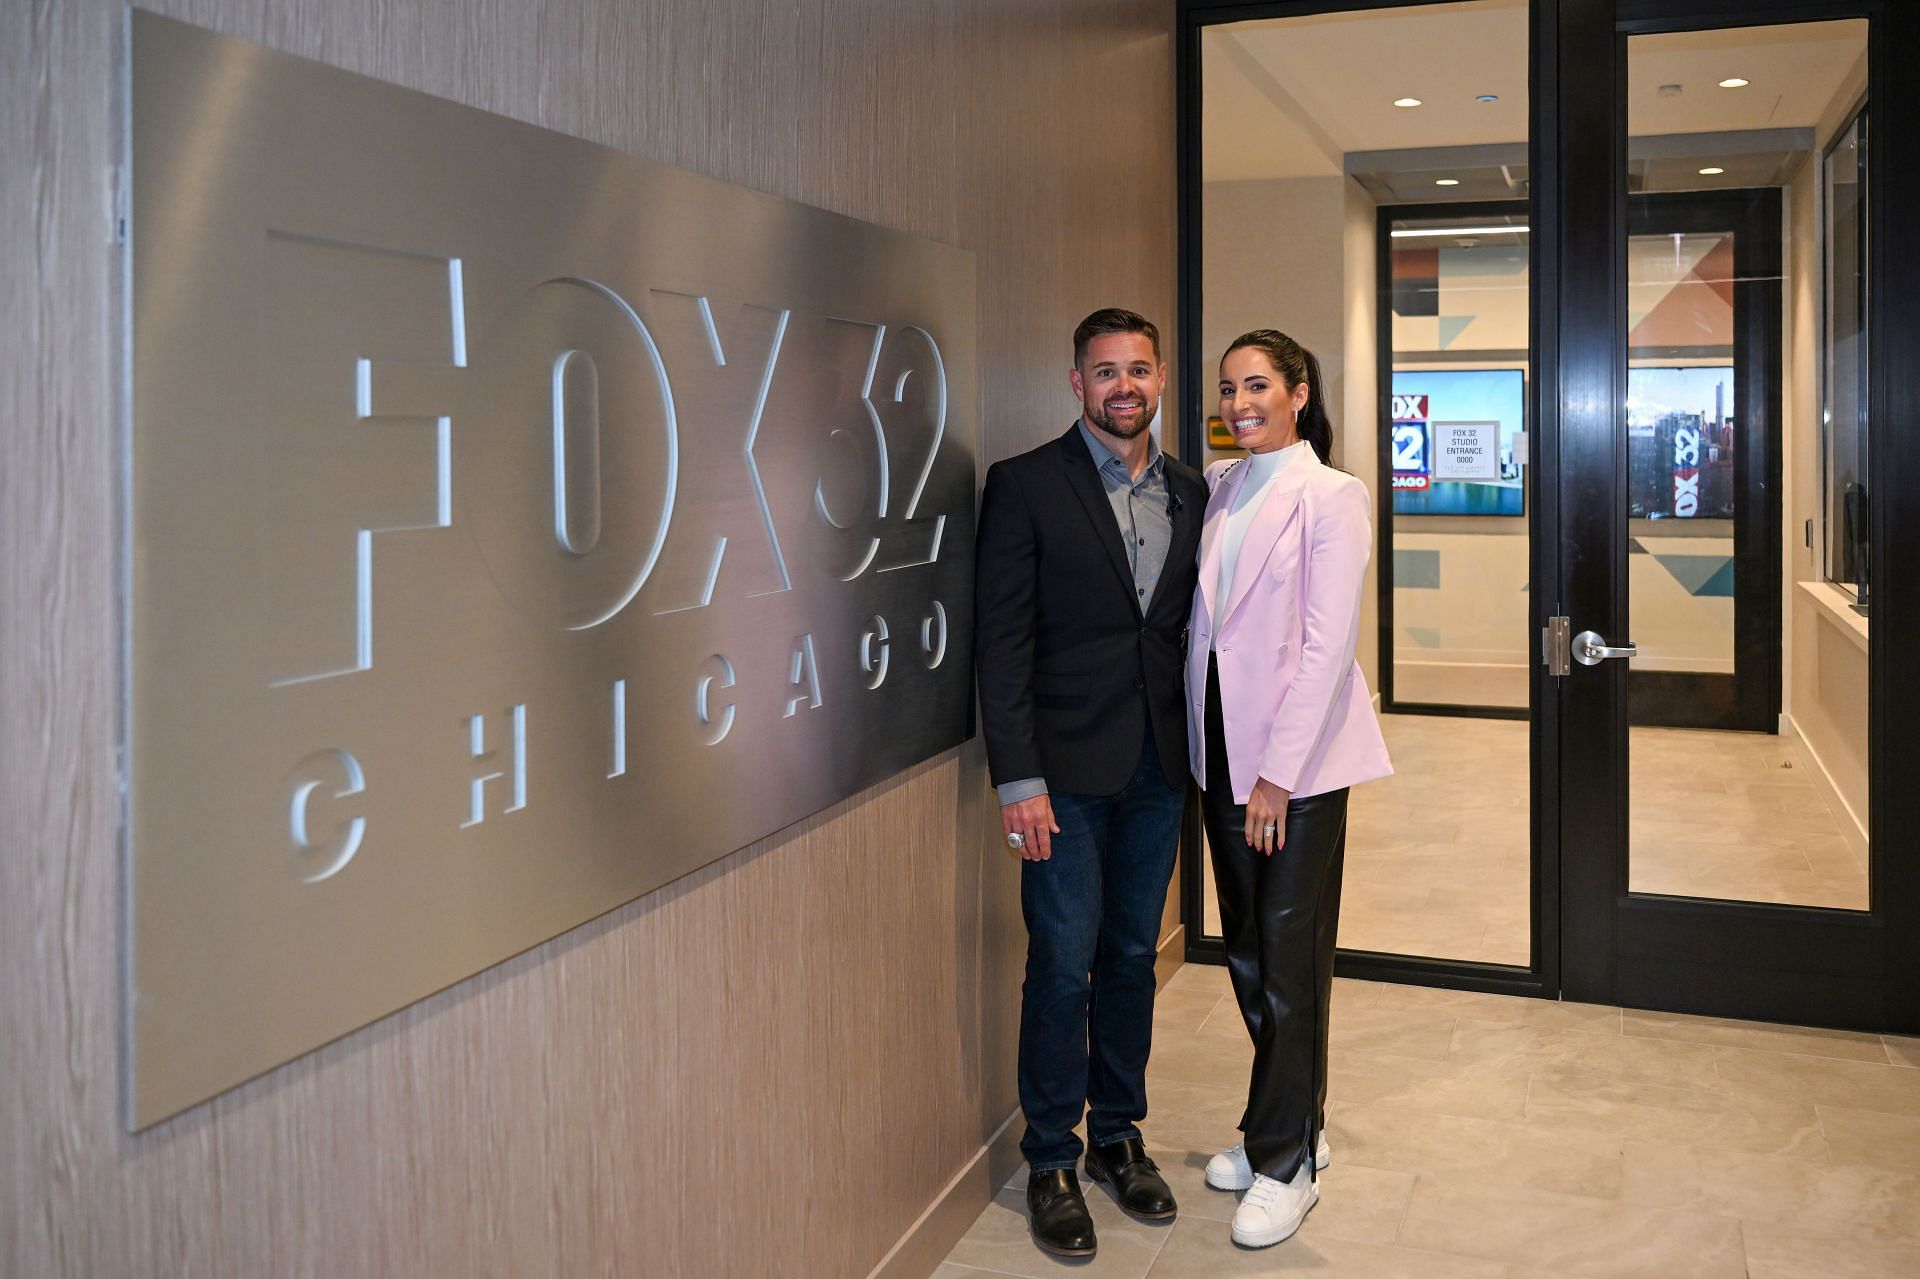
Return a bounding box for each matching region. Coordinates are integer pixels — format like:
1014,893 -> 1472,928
1007,832 -> 1026,850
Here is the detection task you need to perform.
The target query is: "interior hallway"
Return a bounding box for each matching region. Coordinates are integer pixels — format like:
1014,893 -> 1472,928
1206,712 -> 1869,967
936,963 -> 1920,1277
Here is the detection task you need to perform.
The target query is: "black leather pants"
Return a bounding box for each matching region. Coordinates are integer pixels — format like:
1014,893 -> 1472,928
1201,654 -> 1348,1183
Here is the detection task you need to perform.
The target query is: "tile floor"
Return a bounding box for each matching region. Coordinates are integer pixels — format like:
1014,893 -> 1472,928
936,963 -> 1920,1278
1622,722 -> 1867,910
1339,714 -> 1533,965
1202,713 -> 1869,966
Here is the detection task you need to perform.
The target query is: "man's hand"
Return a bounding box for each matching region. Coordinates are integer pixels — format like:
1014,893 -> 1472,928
1243,778 -> 1291,856
1002,794 -> 1061,861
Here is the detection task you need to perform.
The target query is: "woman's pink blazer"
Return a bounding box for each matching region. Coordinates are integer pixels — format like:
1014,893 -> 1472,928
1185,450 -> 1392,803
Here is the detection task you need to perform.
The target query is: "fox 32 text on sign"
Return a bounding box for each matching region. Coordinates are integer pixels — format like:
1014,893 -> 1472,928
125,13 -> 978,1127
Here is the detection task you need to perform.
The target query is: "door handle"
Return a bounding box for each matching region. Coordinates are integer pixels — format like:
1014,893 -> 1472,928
1572,630 -> 1637,665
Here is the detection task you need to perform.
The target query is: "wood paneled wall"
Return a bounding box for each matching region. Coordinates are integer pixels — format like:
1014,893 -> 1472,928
0,2 -> 1176,1275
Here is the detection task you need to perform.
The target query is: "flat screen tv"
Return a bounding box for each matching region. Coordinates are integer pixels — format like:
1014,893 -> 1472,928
1390,368 -> 1526,517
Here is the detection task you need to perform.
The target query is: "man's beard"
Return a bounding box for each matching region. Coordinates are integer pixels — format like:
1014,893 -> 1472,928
1088,397 -> 1158,439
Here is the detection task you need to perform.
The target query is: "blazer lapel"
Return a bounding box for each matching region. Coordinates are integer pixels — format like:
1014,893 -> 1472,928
1059,426 -> 1144,615
1220,452 -> 1317,629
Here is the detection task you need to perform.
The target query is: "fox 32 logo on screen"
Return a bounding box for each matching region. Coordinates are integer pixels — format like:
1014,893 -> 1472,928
1390,393 -> 1430,491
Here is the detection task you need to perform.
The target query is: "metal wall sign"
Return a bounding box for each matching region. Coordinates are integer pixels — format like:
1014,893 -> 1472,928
124,12 -> 977,1129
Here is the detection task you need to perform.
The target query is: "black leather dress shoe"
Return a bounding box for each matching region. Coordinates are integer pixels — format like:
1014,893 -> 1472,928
1026,1168 -> 1097,1257
1085,1137 -> 1178,1220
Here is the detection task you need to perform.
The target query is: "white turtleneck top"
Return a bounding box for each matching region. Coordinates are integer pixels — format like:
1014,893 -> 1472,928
1214,439 -> 1310,634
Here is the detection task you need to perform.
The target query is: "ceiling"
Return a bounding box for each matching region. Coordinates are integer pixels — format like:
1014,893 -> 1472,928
1628,24 -> 1867,136
1202,3 -> 1866,197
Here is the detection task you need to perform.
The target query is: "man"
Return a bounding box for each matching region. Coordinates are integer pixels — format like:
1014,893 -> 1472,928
973,308 -> 1207,1258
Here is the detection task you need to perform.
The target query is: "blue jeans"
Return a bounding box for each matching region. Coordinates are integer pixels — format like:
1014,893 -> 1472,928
1017,731 -> 1184,1171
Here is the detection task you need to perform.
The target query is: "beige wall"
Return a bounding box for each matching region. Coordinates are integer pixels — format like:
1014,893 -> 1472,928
1783,121 -> 1870,845
0,3 -> 1176,1276
1200,175 -> 1351,420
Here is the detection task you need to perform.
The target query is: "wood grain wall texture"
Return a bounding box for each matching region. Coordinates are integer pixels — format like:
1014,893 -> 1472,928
0,2 -> 1177,1276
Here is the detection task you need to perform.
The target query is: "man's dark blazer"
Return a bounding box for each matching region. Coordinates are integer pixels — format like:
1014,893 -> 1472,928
974,425 -> 1207,797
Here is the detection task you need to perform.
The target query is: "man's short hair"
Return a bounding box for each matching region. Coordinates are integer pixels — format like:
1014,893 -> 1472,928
1073,308 -> 1161,369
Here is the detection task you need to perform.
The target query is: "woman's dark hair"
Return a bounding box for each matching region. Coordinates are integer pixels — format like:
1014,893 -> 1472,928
1222,330 -> 1334,465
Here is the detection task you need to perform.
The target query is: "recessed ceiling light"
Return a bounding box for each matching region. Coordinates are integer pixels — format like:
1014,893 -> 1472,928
1699,166 -> 1726,175
1394,97 -> 1422,108
1658,83 -> 1684,97
1435,178 -> 1461,187
1719,77 -> 1750,88
1475,94 -> 1499,103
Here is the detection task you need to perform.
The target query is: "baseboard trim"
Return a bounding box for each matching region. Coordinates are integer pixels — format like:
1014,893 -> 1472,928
866,929 -> 1190,1279
865,1107 -> 1024,1279
1781,714 -> 1869,862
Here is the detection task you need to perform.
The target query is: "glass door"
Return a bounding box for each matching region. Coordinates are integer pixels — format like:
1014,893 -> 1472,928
1556,0 -> 1920,1032
1179,0 -> 1549,994
1181,0 -> 1920,1033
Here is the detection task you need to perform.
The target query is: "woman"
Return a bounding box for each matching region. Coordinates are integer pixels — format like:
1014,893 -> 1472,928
1185,330 -> 1392,1249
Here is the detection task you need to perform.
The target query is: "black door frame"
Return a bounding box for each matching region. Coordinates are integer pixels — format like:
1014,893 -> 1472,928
1176,0 -> 1558,999
1622,187 -> 1782,734
1558,0 -> 1919,1033
1177,0 -> 1919,1031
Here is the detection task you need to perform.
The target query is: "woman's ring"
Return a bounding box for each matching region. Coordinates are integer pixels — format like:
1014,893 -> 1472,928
1006,832 -> 1026,850
1264,822 -> 1276,836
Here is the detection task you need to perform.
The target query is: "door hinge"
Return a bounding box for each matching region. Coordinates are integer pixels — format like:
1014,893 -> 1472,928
1543,615 -> 1571,677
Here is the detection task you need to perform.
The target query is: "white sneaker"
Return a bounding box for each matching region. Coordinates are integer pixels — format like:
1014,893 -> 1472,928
1205,1143 -> 1253,1191
1205,1135 -> 1331,1191
1230,1165 -> 1318,1248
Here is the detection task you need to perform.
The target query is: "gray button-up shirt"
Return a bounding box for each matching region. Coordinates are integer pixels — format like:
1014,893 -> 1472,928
1076,418 -> 1174,611
998,422 -> 1175,807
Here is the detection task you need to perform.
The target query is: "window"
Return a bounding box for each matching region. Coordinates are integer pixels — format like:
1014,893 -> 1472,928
1823,107 -> 1869,610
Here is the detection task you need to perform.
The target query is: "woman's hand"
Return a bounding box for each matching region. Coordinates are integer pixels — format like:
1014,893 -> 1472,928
1244,777 -> 1292,856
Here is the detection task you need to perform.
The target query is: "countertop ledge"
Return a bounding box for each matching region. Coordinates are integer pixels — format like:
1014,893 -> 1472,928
1797,580 -> 1870,655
